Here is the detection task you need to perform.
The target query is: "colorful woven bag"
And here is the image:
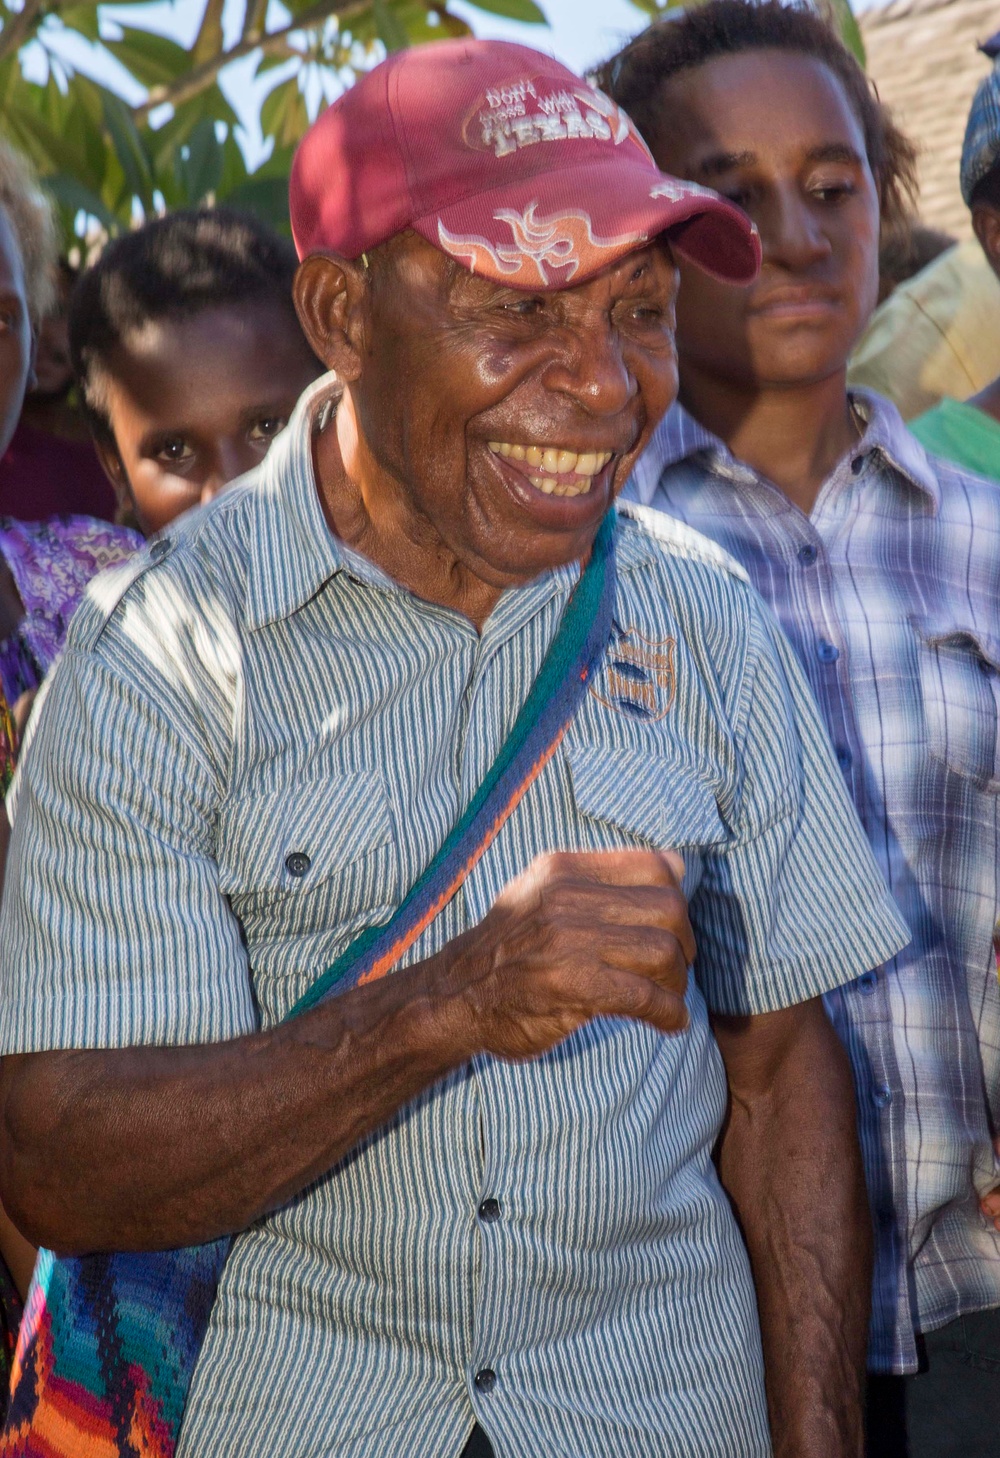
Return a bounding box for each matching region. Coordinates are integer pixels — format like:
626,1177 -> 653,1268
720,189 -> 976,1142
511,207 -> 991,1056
2,511 -> 618,1457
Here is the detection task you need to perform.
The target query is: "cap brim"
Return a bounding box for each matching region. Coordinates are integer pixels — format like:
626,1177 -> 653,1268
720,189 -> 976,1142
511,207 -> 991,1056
414,156 -> 760,291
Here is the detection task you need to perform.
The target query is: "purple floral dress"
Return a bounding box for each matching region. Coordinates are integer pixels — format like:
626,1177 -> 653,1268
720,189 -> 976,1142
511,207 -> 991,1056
0,515 -> 142,793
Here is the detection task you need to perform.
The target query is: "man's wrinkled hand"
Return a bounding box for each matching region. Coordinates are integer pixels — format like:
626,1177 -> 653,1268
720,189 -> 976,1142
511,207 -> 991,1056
433,848 -> 695,1061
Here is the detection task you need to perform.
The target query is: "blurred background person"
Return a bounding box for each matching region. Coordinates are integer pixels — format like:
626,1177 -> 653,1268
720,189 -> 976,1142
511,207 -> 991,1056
874,222 -> 956,306
849,32 -> 1000,423
909,35 -> 1000,477
602,4 -> 1000,1454
0,257 -> 116,521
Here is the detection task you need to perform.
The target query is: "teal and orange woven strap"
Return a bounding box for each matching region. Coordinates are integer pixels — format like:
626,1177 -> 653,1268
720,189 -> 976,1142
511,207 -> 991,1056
0,694 -> 18,800
2,511 -> 618,1458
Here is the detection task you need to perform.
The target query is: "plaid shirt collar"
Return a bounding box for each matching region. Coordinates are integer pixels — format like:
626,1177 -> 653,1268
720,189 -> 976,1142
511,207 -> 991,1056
631,389 -> 941,514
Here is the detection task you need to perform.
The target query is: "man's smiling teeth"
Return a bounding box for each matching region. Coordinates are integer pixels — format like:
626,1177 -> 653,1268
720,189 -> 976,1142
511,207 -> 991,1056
487,441 -> 613,496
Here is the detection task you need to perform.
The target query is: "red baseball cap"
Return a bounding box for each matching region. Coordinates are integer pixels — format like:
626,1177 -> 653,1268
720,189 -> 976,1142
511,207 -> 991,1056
290,38 -> 760,291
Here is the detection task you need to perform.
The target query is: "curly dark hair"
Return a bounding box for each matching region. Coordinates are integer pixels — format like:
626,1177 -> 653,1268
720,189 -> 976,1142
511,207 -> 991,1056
593,0 -> 918,244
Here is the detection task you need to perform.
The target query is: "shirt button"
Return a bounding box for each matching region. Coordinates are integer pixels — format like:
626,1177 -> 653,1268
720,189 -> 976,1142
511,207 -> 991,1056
474,1368 -> 497,1393
148,536 -> 171,563
478,1197 -> 502,1223
798,543 -> 818,566
873,1084 -> 893,1109
284,851 -> 311,877
835,745 -> 853,771
856,969 -> 878,994
851,455 -> 866,475
817,639 -> 840,663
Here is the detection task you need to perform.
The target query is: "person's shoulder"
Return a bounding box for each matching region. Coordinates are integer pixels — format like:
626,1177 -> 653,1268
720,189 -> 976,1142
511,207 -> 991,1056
616,499 -> 751,586
69,472 -> 262,660
931,450 -> 1000,524
614,502 -> 769,698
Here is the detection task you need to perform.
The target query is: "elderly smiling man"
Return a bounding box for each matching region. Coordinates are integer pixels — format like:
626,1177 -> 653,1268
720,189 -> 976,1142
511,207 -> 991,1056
0,40 -> 905,1458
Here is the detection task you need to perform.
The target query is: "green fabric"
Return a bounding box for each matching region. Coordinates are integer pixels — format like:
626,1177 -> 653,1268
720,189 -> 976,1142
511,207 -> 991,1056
910,397 -> 1000,481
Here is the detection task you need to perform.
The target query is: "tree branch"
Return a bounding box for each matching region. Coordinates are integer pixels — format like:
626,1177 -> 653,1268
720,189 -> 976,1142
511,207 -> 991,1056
241,0 -> 270,46
0,0 -> 57,65
132,0 -> 370,120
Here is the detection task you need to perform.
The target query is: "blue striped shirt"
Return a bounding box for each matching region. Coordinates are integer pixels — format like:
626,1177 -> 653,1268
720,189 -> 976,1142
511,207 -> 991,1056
0,377 -> 905,1455
626,391 -> 1000,1374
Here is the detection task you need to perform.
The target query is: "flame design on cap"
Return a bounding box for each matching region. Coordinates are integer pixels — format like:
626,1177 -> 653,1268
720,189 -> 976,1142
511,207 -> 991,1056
438,204 -> 647,287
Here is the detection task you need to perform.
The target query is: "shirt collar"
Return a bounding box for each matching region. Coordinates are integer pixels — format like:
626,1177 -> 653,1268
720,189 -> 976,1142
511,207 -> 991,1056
628,389 -> 941,513
629,404 -> 719,506
246,373 -> 373,632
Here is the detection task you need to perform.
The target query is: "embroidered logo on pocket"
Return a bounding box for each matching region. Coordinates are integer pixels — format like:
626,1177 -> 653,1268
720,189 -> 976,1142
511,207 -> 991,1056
591,625 -> 677,721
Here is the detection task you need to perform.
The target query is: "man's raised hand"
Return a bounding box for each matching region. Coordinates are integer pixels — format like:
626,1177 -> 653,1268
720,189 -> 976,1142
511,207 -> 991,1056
434,848 -> 695,1060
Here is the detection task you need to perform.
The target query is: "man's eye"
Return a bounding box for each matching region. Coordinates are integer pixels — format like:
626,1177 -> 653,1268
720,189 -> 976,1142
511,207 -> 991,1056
248,416 -> 287,445
501,296 -> 546,318
156,437 -> 194,465
629,304 -> 665,323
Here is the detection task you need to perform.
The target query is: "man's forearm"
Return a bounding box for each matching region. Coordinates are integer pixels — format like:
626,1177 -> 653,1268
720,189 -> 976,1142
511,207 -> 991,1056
713,1002 -> 871,1458
0,847 -> 694,1256
0,962 -> 468,1254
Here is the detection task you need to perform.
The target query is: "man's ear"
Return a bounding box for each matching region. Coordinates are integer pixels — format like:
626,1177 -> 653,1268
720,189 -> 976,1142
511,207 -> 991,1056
972,202 -> 1000,281
293,254 -> 369,383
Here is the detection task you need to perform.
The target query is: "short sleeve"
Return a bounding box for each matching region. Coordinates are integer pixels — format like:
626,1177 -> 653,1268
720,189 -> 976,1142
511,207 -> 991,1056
691,596 -> 909,1016
0,642 -> 257,1053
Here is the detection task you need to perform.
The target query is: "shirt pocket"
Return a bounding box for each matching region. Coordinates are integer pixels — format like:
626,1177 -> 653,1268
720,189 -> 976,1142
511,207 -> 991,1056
216,768 -> 399,930
914,619 -> 1000,792
564,743 -> 730,851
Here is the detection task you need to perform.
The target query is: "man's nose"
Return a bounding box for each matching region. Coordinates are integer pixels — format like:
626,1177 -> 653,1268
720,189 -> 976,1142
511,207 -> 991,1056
760,187 -> 832,270
543,322 -> 636,416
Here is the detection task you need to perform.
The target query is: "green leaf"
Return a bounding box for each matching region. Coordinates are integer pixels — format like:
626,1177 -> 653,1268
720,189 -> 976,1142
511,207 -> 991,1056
175,116 -> 225,203
192,0 -> 226,66
59,5 -> 102,41
372,0 -> 410,51
386,3 -> 471,42
1,99 -> 93,180
254,49 -> 299,75
44,172 -> 122,231
101,92 -> 155,209
147,83 -> 239,172
223,174 -> 292,233
464,0 -> 546,22
823,0 -> 865,66
247,139 -> 296,180
260,76 -> 310,147
104,27 -> 192,89
216,130 -> 251,198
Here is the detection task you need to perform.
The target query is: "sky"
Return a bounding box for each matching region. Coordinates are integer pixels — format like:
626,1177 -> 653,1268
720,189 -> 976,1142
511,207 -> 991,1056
25,0 -> 654,165
449,0 -> 651,73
